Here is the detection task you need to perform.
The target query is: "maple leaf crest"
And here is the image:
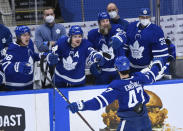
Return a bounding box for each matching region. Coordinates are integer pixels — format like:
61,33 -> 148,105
101,44 -> 114,60
129,41 -> 144,59
63,56 -> 77,70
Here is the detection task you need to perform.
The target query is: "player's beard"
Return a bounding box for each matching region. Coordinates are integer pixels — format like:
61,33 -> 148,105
99,24 -> 111,35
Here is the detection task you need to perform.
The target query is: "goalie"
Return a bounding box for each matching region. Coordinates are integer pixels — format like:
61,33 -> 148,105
110,8 -> 169,80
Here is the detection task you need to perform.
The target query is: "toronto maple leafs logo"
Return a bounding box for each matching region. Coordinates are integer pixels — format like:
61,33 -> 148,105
63,56 -> 77,70
101,44 -> 114,60
2,38 -> 6,43
143,9 -> 148,15
159,37 -> 166,45
129,41 -> 144,59
56,29 -> 61,34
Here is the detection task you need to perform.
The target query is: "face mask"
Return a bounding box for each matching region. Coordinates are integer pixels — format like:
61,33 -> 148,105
45,15 -> 55,23
109,11 -> 117,19
140,19 -> 150,26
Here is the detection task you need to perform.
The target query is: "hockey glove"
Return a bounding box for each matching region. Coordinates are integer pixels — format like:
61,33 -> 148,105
140,67 -> 150,73
15,62 -> 32,75
94,53 -> 103,62
47,53 -> 59,66
93,53 -> 105,66
109,35 -> 124,50
149,57 -> 165,71
90,63 -> 102,77
67,101 -> 84,113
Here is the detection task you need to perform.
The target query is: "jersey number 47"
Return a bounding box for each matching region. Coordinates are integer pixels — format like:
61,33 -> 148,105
128,86 -> 145,108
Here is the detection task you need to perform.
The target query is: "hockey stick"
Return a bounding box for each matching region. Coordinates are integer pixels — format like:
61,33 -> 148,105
42,62 -> 49,87
42,44 -> 53,88
40,56 -> 95,131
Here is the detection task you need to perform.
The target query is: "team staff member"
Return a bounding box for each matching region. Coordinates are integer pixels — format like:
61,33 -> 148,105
107,2 -> 129,32
35,7 -> 66,52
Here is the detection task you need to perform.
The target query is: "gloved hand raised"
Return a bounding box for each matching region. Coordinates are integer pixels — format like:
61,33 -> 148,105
109,35 -> 126,49
93,53 -> 105,66
149,57 -> 164,71
15,62 -> 32,75
94,53 -> 103,62
47,53 -> 59,65
67,101 -> 84,113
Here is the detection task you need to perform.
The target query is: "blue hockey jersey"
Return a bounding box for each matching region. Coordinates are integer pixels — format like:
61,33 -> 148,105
0,24 -> 12,60
110,18 -> 129,32
124,21 -> 169,71
88,24 -> 126,72
82,70 -> 157,117
54,36 -> 97,86
2,40 -> 40,89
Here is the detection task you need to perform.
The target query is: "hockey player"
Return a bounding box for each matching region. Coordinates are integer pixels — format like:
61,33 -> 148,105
159,37 -> 176,79
0,66 -> 4,86
88,11 -> 126,84
0,24 -> 12,88
0,24 -> 13,61
52,25 -> 104,87
67,56 -> 161,131
2,25 -> 58,90
122,8 -> 169,75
